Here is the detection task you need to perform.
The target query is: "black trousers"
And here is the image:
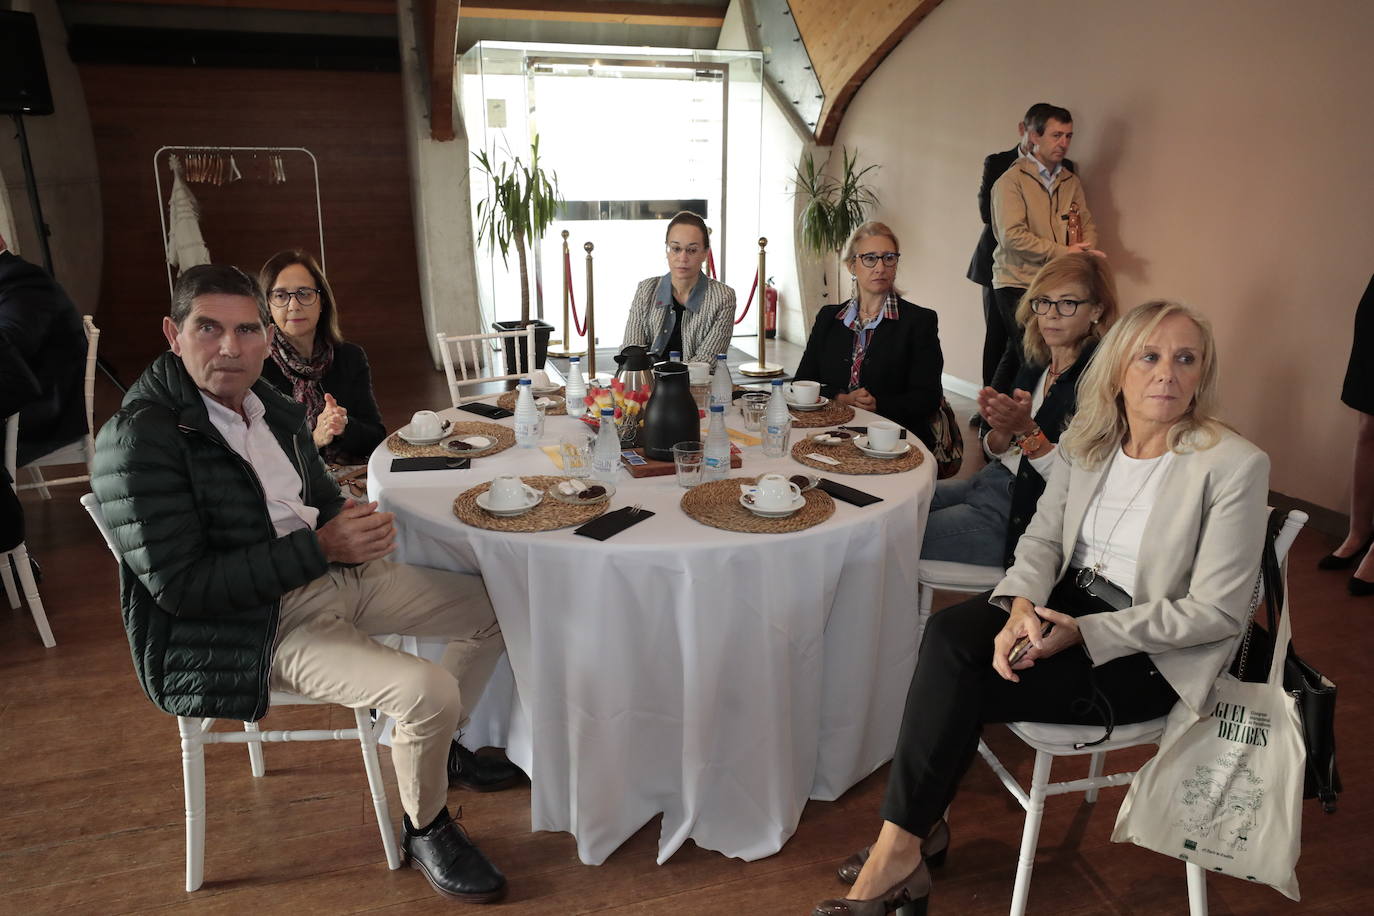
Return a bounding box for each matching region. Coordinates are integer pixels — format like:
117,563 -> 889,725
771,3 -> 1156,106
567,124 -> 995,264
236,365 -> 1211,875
0,474 -> 21,553
990,286 -> 1027,394
979,283 -> 1003,389
880,581 -> 1178,837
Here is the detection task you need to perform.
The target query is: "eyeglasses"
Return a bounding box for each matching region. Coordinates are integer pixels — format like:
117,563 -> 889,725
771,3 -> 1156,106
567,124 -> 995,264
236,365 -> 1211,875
268,287 -> 321,308
665,244 -> 704,258
1029,296 -> 1091,317
854,252 -> 900,269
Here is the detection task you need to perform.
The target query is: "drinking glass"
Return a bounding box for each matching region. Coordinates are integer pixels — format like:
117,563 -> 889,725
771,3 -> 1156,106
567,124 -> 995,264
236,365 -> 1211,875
673,440 -> 705,488
560,434 -> 592,478
761,417 -> 791,458
739,392 -> 770,431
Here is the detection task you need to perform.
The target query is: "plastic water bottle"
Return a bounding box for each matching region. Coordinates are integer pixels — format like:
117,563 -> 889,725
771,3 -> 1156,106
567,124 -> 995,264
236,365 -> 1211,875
565,356 -> 587,418
669,350 -> 682,363
514,378 -> 539,447
709,353 -> 733,410
592,408 -> 620,484
703,404 -> 730,481
763,378 -> 791,458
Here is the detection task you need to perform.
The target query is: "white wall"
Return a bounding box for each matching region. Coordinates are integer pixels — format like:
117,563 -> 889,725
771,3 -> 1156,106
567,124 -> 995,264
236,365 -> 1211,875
828,0 -> 1374,512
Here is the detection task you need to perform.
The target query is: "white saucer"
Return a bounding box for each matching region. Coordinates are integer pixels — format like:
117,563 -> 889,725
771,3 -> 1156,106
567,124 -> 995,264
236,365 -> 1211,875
397,424 -> 449,446
786,395 -> 829,411
443,435 -> 495,455
855,436 -> 911,459
535,395 -> 566,411
475,490 -> 542,517
531,384 -> 562,396
739,492 -> 806,518
548,480 -> 616,505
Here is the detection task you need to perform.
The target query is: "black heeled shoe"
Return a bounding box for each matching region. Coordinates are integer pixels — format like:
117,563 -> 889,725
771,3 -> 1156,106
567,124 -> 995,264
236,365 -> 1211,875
1349,575 -> 1374,596
1319,534 -> 1374,570
837,819 -> 948,884
813,859 -> 931,916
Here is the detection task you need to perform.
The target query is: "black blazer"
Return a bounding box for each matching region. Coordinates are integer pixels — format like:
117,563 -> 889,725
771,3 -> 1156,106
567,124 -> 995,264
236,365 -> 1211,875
259,340 -> 386,464
0,250 -> 88,467
966,148 -> 1075,286
793,299 -> 944,448
1001,338 -> 1097,565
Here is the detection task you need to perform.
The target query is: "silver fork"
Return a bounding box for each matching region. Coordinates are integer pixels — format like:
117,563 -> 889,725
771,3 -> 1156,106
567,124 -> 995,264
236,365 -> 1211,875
627,503 -> 643,518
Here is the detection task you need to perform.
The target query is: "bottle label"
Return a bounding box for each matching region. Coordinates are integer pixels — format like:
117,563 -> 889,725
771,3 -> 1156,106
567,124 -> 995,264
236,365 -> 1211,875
704,457 -> 723,468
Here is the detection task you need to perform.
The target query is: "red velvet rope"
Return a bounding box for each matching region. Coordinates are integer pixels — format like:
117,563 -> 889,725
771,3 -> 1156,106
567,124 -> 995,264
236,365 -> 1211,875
733,270 -> 759,325
562,247 -> 587,337
706,248 -> 717,280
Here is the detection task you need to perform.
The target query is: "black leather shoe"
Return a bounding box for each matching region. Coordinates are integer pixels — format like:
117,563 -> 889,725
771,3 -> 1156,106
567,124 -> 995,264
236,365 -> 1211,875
448,739 -> 525,792
837,819 -> 948,884
1320,534 -> 1374,570
403,808 -> 506,903
1349,575 -> 1374,596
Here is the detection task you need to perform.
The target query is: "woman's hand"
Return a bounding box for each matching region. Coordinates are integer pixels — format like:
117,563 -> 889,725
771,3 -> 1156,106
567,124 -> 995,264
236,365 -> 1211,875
838,387 -> 878,411
993,600 -> 1082,682
313,393 -> 348,448
978,387 -> 1034,435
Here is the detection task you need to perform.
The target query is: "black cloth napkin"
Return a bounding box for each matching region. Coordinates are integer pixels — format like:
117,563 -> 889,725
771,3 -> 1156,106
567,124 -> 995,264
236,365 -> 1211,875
838,425 -> 908,439
459,402 -> 513,419
575,506 -> 656,540
391,456 -> 471,472
817,478 -> 883,507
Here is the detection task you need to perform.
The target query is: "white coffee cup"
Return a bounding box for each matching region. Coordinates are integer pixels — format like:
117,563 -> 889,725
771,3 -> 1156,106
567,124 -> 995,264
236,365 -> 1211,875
488,474 -> 537,509
409,410 -> 444,439
687,361 -> 711,385
786,380 -> 821,405
868,421 -> 901,452
755,473 -> 802,510
532,369 -> 552,388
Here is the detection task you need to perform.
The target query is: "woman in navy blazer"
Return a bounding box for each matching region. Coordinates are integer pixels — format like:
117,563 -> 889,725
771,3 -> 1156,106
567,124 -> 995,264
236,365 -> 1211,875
793,222 -> 943,449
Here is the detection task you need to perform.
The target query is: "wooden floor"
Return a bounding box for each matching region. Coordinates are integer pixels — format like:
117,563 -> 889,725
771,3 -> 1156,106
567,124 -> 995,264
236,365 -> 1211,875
4,346 -> 1369,915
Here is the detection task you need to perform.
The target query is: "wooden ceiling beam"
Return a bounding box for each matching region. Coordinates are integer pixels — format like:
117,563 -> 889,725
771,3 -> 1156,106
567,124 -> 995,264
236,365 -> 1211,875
74,0 -> 398,14
427,0 -> 459,141
460,1 -> 727,28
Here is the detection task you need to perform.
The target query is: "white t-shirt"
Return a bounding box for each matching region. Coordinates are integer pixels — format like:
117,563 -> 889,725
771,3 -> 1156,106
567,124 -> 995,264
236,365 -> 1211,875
200,391 -> 319,538
1070,448 -> 1176,597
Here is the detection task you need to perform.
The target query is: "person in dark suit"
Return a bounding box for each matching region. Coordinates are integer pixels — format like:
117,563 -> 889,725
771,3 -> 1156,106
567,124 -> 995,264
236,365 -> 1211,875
967,105 -> 1076,397
794,221 -> 944,449
923,253 -> 1117,568
0,235 -> 89,470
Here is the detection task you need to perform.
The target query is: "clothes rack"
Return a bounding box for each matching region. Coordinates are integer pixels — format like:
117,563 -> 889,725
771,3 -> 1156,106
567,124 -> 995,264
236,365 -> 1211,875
153,145 -> 324,299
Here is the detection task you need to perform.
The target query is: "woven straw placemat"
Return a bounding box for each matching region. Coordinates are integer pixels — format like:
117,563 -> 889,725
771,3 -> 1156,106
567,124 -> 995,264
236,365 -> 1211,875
788,401 -> 856,428
386,421 -> 514,458
453,474 -> 607,532
680,477 -> 835,534
497,387 -> 568,415
790,435 -> 925,475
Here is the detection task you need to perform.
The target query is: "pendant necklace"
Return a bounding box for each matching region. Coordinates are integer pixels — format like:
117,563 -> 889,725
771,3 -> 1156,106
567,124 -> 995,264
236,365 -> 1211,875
1075,452 -> 1165,589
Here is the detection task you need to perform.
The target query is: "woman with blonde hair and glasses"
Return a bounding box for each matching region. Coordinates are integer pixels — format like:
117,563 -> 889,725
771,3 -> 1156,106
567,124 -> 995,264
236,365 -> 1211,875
814,300 -> 1268,916
793,221 -> 944,448
922,253 -> 1117,566
257,250 -> 385,466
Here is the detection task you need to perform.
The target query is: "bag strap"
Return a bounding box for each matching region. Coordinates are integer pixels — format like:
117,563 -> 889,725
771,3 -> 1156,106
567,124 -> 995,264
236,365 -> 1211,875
1234,508 -> 1280,677
1262,513 -> 1294,687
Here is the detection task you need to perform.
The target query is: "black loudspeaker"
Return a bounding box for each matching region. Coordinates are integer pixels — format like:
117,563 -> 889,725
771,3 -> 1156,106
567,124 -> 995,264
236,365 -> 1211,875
0,11 -> 55,116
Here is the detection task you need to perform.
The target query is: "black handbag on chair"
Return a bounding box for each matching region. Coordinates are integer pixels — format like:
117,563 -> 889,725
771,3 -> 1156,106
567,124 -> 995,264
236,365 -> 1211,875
1230,509 -> 1342,812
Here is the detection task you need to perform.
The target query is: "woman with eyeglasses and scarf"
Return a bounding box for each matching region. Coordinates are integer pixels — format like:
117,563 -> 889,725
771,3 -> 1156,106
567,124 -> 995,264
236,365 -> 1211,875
257,250 -> 385,466
793,221 -> 944,449
621,211 -> 737,364
922,253 -> 1118,567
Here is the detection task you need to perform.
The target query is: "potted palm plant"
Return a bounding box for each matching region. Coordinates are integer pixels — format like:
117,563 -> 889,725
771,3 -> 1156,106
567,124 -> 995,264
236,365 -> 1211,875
793,147 -> 880,305
473,135 -> 563,370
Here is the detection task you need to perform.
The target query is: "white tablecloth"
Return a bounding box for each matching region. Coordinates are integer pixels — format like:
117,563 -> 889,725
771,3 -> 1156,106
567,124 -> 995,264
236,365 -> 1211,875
368,403 -> 935,865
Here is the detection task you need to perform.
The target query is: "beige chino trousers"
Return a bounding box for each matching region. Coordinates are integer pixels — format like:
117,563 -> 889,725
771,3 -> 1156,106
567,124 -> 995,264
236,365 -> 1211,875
271,560 -> 502,827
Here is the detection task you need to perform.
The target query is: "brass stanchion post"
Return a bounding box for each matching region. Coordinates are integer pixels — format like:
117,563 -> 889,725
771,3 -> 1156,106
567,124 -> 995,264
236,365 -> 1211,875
584,241 -> 596,378
548,229 -> 576,357
739,237 -> 784,377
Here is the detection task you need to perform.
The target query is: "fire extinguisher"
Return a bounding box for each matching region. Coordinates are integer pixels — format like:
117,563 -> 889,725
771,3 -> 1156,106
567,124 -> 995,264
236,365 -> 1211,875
764,276 -> 778,339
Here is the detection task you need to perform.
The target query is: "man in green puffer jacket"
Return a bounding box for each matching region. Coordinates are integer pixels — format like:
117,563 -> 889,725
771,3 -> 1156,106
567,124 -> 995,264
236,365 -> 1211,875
92,265 -> 510,904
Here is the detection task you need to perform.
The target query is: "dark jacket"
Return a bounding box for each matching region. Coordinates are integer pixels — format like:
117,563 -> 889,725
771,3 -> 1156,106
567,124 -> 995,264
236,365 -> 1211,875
92,352 -> 344,721
793,299 -> 944,448
1001,338 -> 1096,565
966,147 -> 1075,287
0,250 -> 88,466
258,340 -> 386,464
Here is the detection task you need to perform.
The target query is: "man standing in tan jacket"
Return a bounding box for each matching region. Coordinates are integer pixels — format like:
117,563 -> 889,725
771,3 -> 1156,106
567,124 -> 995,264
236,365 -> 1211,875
989,105 -> 1102,391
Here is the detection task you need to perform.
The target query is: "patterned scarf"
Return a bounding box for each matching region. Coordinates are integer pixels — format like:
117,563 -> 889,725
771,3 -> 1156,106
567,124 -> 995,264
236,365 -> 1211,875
839,291 -> 900,390
269,326 -> 337,458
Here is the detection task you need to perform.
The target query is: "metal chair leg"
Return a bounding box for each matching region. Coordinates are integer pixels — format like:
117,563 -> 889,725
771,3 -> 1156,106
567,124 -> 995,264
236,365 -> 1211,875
178,717 -> 207,892
244,721 -> 266,777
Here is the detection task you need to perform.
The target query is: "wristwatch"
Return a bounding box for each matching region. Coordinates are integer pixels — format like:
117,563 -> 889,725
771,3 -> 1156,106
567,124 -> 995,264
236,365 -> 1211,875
1013,426 -> 1047,456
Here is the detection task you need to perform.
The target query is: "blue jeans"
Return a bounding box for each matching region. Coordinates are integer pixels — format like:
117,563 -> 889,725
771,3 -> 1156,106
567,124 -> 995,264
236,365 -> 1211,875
920,461 -> 1015,566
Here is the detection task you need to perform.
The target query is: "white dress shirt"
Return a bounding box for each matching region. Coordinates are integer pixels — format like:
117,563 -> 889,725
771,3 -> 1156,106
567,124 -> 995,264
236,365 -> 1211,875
200,391 -> 319,537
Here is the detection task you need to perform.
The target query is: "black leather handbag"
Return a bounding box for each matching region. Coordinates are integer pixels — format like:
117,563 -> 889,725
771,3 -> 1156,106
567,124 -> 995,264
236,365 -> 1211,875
1230,510 -> 1341,812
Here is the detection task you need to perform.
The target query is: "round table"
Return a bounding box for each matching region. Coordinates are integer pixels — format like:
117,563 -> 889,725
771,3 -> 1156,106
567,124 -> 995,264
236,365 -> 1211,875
368,402 -> 935,865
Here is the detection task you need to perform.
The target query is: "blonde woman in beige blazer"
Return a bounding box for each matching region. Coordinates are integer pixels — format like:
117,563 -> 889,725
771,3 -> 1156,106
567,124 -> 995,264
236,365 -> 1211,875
813,301 -> 1269,916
